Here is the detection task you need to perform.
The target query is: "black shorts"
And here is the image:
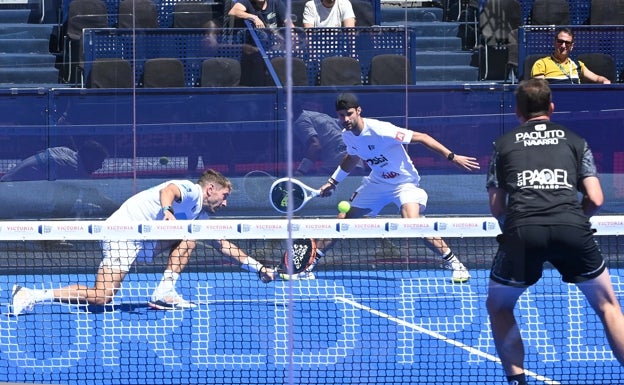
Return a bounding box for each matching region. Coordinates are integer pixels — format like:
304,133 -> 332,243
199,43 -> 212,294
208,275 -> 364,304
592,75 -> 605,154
490,224 -> 606,287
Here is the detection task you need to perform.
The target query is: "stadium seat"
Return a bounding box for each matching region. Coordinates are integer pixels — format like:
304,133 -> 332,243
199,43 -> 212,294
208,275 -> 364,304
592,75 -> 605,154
319,56 -> 362,86
117,0 -> 159,28
270,57 -> 308,86
529,0 -> 570,25
172,2 -> 214,28
87,58 -> 134,88
590,0 -> 624,25
200,58 -> 241,87
369,54 -> 410,85
578,53 -> 617,83
63,0 -> 109,84
522,53 -> 547,80
142,58 -> 186,87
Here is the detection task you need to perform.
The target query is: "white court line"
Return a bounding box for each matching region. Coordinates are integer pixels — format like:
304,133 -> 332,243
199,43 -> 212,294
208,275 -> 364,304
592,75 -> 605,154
335,296 -> 562,385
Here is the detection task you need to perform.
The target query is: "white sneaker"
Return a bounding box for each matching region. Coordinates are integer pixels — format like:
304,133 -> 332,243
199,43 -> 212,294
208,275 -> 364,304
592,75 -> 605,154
279,270 -> 316,281
441,253 -> 471,283
148,290 -> 196,310
11,285 -> 36,316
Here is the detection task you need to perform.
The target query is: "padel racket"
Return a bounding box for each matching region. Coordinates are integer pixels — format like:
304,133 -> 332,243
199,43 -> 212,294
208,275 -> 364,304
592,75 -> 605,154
269,177 -> 320,213
278,238 -> 317,274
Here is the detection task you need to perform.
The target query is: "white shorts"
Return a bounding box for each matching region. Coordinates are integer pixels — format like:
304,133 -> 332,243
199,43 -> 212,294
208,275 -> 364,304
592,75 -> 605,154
350,178 -> 428,217
99,240 -> 177,272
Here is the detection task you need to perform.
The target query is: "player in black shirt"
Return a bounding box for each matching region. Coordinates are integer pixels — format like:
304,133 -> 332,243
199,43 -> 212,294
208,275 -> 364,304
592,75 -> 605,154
485,79 -> 624,385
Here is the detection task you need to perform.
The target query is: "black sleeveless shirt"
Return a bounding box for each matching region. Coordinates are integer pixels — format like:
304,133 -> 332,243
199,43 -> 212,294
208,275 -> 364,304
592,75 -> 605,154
486,119 -> 598,229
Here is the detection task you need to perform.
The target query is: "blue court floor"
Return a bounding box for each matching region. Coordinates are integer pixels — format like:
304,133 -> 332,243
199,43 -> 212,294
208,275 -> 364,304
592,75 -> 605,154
1,269 -> 623,385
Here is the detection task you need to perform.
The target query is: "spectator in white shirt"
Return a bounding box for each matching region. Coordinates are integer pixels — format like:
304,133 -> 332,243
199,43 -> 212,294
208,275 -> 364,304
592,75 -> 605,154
303,0 -> 355,27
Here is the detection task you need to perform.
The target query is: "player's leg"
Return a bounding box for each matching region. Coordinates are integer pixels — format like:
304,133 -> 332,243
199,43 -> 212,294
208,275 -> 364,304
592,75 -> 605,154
149,239 -> 197,309
576,269 -> 624,365
550,224 -> 624,364
11,240 -> 135,316
486,280 -> 528,385
398,185 -> 470,283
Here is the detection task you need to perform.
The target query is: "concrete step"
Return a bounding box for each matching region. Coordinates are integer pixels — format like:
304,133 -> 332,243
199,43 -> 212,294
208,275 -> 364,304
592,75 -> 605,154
0,67 -> 59,83
0,23 -> 55,39
380,6 -> 444,23
0,8 -> 39,24
414,65 -> 479,82
0,53 -> 56,67
0,37 -> 50,53
415,36 -> 463,51
415,51 -> 473,66
382,21 -> 461,38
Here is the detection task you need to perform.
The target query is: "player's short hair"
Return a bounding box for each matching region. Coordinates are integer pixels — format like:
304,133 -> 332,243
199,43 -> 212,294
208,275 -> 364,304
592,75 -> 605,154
78,140 -> 108,174
335,93 -> 359,111
515,78 -> 552,119
554,27 -> 574,41
198,169 -> 232,190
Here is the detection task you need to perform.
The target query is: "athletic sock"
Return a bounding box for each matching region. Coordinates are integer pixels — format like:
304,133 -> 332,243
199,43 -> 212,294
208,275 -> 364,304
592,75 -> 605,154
506,373 -> 528,385
154,270 -> 178,295
32,289 -> 55,302
442,250 -> 454,260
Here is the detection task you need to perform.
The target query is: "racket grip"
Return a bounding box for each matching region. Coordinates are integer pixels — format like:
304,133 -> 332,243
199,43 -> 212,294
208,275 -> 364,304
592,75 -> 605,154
258,266 -> 274,283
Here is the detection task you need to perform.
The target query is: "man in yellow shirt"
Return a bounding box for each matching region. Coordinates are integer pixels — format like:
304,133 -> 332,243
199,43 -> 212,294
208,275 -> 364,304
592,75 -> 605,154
531,27 -> 611,84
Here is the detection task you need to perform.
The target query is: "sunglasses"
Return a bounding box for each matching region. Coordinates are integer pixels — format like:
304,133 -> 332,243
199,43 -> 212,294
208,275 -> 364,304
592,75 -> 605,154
556,38 -> 574,46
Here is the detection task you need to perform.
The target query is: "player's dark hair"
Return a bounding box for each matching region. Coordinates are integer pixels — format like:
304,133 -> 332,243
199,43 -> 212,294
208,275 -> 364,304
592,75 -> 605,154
335,93 -> 359,110
554,27 -> 574,41
515,79 -> 552,119
78,140 -> 108,174
198,169 -> 232,190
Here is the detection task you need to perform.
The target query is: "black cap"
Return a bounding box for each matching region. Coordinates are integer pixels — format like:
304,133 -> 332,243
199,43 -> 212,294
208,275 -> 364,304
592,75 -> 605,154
335,93 -> 359,110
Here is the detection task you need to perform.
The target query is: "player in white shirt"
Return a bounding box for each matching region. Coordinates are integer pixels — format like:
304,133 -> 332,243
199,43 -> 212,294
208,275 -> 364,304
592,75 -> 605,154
303,0 -> 355,27
290,93 -> 480,282
11,170 -> 278,316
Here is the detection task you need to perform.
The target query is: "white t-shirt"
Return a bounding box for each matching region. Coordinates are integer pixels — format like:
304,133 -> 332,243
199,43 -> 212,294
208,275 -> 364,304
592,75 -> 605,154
302,0 -> 355,27
342,118 -> 420,185
108,180 -> 208,221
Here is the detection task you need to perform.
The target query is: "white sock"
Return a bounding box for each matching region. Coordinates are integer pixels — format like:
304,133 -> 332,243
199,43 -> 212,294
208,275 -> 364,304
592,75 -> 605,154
442,250 -> 453,260
32,289 -> 55,302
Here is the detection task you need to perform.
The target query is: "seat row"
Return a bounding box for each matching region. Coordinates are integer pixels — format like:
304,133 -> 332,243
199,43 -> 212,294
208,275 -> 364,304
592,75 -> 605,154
86,54 -> 410,88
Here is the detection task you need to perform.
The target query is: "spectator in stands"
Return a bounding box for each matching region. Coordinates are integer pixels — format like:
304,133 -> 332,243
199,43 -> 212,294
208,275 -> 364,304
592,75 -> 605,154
1,140 -> 107,182
302,0 -> 355,28
10,169 -> 279,316
531,27 -> 611,84
486,79 -> 624,385
293,102 -> 364,176
228,0 -> 294,28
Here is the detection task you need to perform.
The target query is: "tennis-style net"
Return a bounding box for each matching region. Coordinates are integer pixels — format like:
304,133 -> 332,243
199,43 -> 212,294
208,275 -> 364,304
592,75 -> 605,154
1,217 -> 623,385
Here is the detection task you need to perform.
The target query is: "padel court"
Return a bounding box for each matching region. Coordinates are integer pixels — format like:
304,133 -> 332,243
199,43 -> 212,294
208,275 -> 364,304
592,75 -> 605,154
2,268 -> 623,385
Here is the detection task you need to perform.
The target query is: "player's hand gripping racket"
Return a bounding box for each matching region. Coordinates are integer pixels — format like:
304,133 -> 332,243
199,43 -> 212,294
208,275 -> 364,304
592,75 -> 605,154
269,177 -> 320,213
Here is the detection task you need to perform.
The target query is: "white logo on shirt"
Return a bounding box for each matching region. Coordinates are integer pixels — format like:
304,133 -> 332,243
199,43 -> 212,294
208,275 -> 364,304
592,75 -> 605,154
517,168 -> 572,189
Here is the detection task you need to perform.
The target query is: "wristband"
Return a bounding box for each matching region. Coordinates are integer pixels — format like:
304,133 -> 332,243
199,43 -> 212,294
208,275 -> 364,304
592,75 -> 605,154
330,167 -> 349,184
162,206 -> 174,214
296,158 -> 314,174
447,152 -> 455,161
